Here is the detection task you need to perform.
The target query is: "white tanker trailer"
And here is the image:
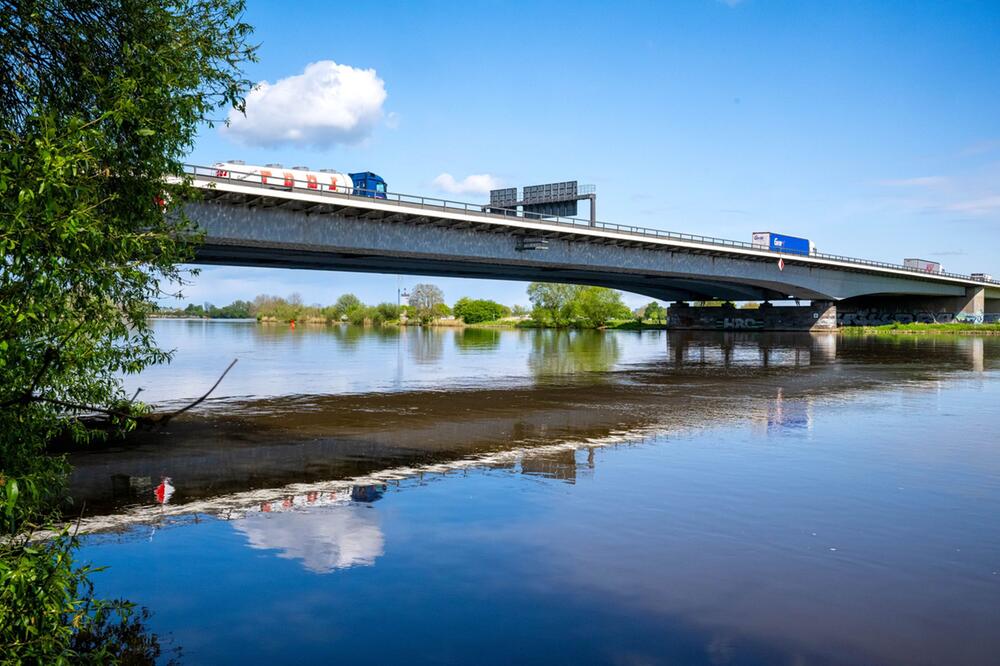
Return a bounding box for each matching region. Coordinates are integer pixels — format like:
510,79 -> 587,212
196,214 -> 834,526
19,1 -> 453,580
212,161 -> 386,198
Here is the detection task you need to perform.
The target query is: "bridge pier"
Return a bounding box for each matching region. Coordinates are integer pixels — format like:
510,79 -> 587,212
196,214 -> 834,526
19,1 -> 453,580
667,301 -> 837,331
989,299 -> 1000,324
837,286 -> 987,326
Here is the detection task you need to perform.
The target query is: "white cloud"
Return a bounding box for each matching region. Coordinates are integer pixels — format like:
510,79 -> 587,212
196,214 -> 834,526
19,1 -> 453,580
432,172 -> 502,196
223,60 -> 387,147
235,504 -> 383,573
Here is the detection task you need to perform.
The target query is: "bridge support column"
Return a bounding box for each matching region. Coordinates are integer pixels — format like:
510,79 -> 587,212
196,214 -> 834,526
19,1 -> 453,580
837,286 -> 986,326
666,300 -> 836,331
988,297 -> 1000,324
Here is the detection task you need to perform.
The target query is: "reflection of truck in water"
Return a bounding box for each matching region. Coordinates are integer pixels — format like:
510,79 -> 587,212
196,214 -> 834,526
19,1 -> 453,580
752,232 -> 816,256
903,258 -> 943,273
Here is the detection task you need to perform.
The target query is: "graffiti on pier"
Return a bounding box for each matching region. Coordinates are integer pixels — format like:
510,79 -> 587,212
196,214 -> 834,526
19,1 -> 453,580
838,310 -> 987,326
723,317 -> 765,330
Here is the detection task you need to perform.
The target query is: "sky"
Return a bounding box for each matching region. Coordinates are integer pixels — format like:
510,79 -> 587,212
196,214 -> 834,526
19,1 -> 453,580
178,0 -> 1000,309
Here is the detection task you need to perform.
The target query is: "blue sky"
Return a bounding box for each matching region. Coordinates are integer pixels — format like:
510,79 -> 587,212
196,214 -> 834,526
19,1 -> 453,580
179,0 -> 1000,309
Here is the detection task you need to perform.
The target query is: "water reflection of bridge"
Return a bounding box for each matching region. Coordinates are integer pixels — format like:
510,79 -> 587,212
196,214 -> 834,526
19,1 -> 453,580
68,333 -> 996,533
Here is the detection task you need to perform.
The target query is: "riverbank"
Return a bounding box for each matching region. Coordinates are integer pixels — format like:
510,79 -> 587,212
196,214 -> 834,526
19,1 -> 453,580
840,322 -> 1000,335
253,316 -> 672,330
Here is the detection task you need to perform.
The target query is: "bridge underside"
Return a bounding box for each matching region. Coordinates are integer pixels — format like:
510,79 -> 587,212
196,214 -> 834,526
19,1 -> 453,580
183,195 -> 998,318
196,241 -> 789,303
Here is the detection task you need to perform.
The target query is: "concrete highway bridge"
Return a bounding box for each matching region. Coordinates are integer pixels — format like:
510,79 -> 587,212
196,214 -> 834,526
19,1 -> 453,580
181,165 -> 1000,330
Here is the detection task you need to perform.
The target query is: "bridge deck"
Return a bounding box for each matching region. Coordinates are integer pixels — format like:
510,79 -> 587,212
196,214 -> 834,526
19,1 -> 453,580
182,164 -> 997,295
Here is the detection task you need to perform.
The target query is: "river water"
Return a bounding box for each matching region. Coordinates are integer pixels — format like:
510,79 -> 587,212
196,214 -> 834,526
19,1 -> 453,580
73,320 -> 1000,665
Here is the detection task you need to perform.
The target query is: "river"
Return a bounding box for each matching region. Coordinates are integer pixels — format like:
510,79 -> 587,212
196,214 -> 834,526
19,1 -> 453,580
73,320 -> 1000,664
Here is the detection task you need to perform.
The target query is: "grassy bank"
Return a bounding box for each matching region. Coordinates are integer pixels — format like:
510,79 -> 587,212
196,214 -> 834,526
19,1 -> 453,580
840,322 -> 1000,335
471,318 -> 669,330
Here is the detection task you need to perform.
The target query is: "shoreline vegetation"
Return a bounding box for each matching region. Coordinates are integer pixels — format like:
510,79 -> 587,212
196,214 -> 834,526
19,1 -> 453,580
153,289 -> 999,335
153,283 -> 673,330
838,322 -> 1000,335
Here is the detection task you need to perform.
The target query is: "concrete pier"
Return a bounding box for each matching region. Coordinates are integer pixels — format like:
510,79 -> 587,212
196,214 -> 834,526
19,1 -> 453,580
667,301 -> 838,331
837,286 -> 987,325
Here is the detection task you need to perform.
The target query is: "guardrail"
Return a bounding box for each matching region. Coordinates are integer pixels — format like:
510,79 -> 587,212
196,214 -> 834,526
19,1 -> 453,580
182,164 -> 999,286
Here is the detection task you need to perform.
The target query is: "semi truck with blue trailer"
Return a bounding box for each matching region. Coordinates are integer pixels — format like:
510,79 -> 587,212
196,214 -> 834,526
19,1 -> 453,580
752,232 -> 816,256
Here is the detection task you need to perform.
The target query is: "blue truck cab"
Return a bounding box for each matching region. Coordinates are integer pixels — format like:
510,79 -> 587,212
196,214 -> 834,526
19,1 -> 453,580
350,172 -> 387,199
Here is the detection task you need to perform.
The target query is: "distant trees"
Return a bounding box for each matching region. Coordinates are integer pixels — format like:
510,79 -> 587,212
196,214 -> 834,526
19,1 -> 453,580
527,283 -> 631,328
453,298 -> 510,324
575,286 -> 630,328
527,283 -> 580,327
177,300 -> 253,318
333,294 -> 363,319
409,283 -> 446,323
643,301 -> 665,323
376,302 -> 401,321
158,282 -> 647,329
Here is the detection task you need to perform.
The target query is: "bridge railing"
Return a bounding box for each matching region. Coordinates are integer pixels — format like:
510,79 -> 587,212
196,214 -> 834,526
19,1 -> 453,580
183,164 -> 999,286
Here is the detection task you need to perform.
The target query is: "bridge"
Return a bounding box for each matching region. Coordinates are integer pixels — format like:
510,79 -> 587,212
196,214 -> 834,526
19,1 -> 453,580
179,164 -> 1000,329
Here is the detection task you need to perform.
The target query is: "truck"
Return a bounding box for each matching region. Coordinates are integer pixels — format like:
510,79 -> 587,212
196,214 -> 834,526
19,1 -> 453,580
971,273 -> 994,282
212,161 -> 388,199
903,258 -> 943,274
751,232 -> 815,256
349,171 -> 388,198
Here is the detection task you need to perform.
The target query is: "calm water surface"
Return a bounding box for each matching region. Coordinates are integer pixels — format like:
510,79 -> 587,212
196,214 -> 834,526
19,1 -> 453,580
74,321 -> 1000,665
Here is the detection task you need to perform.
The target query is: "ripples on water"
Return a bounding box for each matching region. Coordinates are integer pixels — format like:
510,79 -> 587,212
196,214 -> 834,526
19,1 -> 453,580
75,321 -> 1000,665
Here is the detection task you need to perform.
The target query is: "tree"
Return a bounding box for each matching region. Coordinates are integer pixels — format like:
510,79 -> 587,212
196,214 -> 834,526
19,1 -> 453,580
409,283 -> 445,323
526,282 -> 580,327
1,0 -> 255,454
644,301 -> 664,323
576,286 -> 630,328
376,302 -> 401,322
453,297 -> 508,324
333,293 -> 363,319
0,1 -> 255,659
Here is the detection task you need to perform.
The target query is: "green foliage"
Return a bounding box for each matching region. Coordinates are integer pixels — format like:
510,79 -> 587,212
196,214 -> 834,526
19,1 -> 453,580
453,297 -> 510,324
840,322 -> 1000,335
432,302 -> 452,318
376,302 -> 401,322
526,283 -> 630,328
575,286 -> 630,328
1,527 -> 169,663
527,283 -> 580,327
162,299 -> 252,318
0,0 -> 255,661
250,294 -> 403,325
0,0 -> 256,481
643,301 -> 665,323
333,293 -> 363,319
348,305 -> 386,326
